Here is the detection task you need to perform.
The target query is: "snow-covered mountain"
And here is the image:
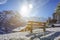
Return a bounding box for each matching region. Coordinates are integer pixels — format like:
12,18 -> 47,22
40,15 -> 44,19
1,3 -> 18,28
23,17 -> 47,22
0,11 -> 24,34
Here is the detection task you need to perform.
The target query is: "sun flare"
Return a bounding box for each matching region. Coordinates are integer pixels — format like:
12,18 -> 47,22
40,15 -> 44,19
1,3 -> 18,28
20,4 -> 33,17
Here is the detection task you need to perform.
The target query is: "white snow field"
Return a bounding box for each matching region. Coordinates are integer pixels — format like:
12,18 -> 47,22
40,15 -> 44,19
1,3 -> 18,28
46,27 -> 60,32
0,27 -> 60,40
54,36 -> 60,40
0,32 -> 30,40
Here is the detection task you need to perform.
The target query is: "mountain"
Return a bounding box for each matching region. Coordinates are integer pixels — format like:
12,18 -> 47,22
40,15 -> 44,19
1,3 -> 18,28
0,10 -> 24,34
22,17 -> 47,22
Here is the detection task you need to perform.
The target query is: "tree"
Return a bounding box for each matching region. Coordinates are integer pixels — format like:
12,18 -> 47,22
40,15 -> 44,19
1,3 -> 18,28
51,19 -> 57,23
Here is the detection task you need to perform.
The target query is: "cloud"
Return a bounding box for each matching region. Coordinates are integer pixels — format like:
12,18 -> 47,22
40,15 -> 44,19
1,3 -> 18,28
0,0 -> 7,4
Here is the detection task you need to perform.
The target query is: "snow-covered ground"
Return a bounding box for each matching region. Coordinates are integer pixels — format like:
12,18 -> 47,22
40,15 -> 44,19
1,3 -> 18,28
12,26 -> 26,31
46,27 -> 60,32
0,27 -> 60,40
54,36 -> 60,40
0,32 -> 30,40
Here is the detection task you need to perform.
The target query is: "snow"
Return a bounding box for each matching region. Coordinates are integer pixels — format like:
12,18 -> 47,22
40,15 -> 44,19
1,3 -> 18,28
54,36 -> 60,40
33,38 -> 40,40
0,32 -> 30,40
0,27 -> 60,40
12,27 -> 26,31
54,24 -> 60,26
46,27 -> 60,32
40,32 -> 55,38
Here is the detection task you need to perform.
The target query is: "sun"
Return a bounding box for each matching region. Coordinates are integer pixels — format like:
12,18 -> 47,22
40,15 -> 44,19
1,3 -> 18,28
20,4 -> 33,17
29,4 -> 33,9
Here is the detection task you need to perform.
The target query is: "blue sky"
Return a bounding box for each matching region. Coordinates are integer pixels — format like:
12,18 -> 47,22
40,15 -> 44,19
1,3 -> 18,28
0,0 -> 60,18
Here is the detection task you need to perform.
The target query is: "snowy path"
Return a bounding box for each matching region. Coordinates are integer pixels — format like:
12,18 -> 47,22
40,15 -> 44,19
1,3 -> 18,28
40,32 -> 60,40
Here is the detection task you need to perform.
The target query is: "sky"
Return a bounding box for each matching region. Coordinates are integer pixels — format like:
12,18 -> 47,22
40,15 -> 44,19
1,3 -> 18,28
0,0 -> 60,18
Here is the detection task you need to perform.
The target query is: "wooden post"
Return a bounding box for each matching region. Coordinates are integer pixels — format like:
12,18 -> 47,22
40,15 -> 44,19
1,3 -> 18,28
28,21 -> 33,33
43,27 -> 46,32
30,21 -> 33,33
43,23 -> 46,32
42,23 -> 46,36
